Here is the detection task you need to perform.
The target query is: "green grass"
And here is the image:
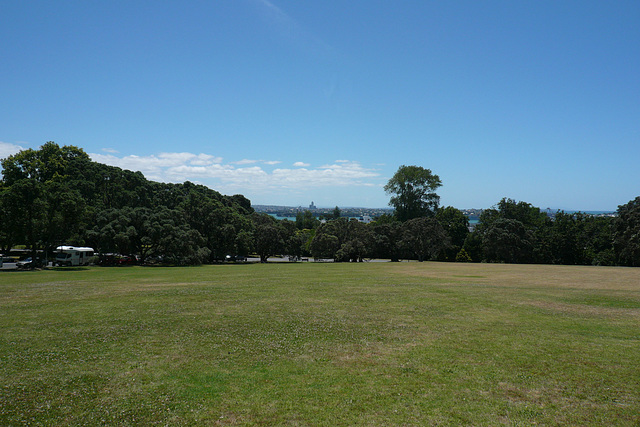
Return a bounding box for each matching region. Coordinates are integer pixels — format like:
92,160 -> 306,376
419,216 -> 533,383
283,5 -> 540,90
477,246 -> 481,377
1,263 -> 639,425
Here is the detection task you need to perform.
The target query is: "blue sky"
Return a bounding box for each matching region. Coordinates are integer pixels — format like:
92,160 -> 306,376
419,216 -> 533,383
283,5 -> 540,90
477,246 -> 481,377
1,0 -> 638,211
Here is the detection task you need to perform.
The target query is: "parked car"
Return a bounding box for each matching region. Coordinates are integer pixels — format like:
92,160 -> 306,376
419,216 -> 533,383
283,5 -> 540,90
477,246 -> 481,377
117,255 -> 139,265
225,255 -> 247,262
16,257 -> 42,269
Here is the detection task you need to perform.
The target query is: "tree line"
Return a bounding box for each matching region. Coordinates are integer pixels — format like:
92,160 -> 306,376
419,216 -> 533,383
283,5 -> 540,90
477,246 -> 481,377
1,144 -> 638,267
0,142 -> 253,265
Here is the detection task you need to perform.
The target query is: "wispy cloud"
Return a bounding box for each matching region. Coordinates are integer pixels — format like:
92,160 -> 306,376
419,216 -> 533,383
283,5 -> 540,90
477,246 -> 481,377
293,161 -> 310,167
233,159 -> 281,166
251,0 -> 334,57
233,159 -> 259,165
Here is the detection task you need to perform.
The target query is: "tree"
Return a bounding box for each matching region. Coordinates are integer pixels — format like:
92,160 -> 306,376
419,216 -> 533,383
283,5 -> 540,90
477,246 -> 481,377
310,233 -> 340,260
332,206 -> 341,220
482,218 -> 534,264
400,217 -> 449,262
309,217 -> 368,261
455,248 -> 472,262
335,220 -> 371,262
1,142 -> 256,265
295,210 -> 319,230
144,208 -> 210,265
384,165 -> 442,221
436,206 -> 469,261
370,221 -> 403,261
319,206 -> 341,221
614,197 -> 640,266
1,179 -> 47,265
542,211 -> 582,265
462,231 -> 483,263
252,213 -> 287,262
0,143 -> 92,263
474,198 -> 549,264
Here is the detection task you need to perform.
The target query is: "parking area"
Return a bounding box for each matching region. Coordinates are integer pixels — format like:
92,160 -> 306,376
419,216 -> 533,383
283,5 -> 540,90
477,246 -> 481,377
0,261 -> 57,270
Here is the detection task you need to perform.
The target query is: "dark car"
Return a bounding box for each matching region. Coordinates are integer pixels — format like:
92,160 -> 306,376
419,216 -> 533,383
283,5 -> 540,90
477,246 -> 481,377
225,255 -> 247,262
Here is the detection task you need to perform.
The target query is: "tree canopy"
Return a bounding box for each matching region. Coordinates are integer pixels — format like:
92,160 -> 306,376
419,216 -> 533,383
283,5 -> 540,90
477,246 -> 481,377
384,165 -> 442,221
1,143 -> 639,267
0,142 -> 253,265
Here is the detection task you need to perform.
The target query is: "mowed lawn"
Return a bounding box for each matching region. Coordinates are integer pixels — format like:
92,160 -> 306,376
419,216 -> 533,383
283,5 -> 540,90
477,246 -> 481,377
1,262 -> 639,426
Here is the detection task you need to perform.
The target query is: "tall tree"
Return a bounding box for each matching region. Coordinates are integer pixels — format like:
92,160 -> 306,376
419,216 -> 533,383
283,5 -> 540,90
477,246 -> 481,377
1,143 -> 92,263
614,197 -> 640,266
384,165 -> 442,221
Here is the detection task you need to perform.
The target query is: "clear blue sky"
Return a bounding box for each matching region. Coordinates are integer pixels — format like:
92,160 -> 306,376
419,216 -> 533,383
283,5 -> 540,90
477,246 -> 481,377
1,0 -> 638,211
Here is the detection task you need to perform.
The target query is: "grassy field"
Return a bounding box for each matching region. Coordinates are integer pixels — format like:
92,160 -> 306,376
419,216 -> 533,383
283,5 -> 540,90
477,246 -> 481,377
1,262 -> 639,426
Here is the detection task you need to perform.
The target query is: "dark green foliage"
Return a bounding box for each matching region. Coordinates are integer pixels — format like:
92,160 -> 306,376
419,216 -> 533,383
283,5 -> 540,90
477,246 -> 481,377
1,142 -> 253,265
252,214 -> 286,262
474,198 -> 546,264
369,221 -> 403,261
145,207 -> 210,265
400,217 -> 450,262
384,165 -> 442,221
309,233 -> 340,259
295,210 -> 319,230
614,197 -> 640,266
539,212 -> 615,266
462,231 -> 483,263
470,198 -> 619,266
310,218 -> 371,262
437,206 -> 470,261
482,218 -> 535,263
333,206 -> 341,220
2,143 -> 638,268
318,206 -> 342,221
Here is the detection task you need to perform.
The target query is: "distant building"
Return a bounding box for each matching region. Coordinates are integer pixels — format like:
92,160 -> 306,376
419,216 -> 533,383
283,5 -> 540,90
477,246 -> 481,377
309,201 -> 317,210
357,215 -> 373,224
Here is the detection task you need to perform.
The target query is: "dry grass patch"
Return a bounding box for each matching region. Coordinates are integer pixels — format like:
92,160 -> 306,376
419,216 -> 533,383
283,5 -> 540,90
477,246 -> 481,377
523,300 -> 640,319
395,261 -> 640,291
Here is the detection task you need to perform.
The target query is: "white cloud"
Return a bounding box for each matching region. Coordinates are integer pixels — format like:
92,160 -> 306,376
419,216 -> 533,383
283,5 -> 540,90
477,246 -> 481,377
234,159 -> 282,166
88,150 -> 383,198
233,159 -> 259,165
101,147 -> 119,154
0,141 -> 25,160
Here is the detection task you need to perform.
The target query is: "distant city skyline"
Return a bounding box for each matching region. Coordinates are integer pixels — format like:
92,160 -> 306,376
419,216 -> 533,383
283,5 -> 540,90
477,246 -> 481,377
1,1 -> 638,211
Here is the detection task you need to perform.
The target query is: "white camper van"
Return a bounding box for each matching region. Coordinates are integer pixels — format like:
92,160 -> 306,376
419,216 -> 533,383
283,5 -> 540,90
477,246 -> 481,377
55,246 -> 94,266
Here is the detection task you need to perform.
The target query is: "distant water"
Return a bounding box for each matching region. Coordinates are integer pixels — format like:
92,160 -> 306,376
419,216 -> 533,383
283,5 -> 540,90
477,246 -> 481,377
269,212 -> 614,223
269,214 -> 296,220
